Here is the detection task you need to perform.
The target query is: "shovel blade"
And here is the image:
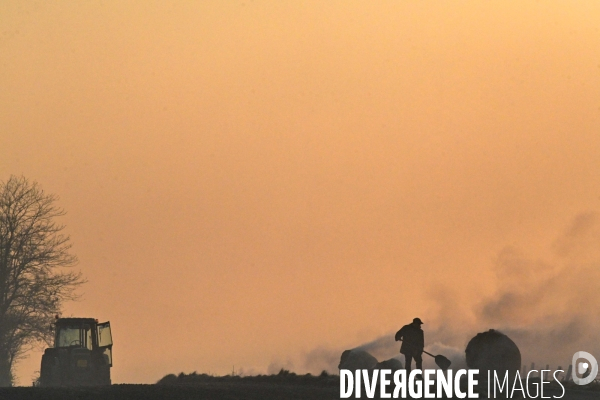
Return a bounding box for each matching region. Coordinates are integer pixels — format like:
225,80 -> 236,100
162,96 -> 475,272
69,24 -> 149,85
435,355 -> 452,371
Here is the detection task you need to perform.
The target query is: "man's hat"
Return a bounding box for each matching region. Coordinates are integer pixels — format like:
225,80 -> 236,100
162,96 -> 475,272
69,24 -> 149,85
413,318 -> 424,325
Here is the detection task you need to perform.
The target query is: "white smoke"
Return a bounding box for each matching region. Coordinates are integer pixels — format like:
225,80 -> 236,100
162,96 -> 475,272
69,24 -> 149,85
300,212 -> 600,374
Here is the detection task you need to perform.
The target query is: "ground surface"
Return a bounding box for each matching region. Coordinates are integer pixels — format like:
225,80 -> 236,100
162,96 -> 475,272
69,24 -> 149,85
0,382 -> 340,400
1,373 -> 597,399
0,384 -> 598,400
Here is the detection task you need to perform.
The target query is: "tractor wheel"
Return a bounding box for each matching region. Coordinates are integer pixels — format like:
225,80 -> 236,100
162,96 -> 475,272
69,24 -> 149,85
96,365 -> 111,386
39,349 -> 57,387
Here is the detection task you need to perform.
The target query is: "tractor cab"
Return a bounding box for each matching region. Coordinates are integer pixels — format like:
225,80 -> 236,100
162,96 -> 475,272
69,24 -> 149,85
39,317 -> 113,386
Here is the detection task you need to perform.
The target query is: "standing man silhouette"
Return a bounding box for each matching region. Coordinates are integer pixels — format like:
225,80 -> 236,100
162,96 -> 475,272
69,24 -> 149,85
395,318 -> 424,374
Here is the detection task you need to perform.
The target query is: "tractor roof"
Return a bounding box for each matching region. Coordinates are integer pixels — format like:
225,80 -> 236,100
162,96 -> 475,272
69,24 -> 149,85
55,317 -> 98,326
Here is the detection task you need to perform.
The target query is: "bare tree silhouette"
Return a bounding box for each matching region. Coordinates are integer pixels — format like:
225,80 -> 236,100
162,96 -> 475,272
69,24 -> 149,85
0,176 -> 83,386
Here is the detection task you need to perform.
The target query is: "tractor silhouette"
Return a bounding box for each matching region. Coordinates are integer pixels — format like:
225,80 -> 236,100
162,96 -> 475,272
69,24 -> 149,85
39,317 -> 113,386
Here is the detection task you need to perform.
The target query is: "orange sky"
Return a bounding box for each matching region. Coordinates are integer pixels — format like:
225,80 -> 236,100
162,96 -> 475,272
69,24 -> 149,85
2,1 -> 600,385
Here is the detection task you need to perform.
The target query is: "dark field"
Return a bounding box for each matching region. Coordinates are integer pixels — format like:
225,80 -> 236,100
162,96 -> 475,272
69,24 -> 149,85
0,383 -> 339,400
0,373 -> 340,400
1,384 -> 598,400
0,374 -> 598,400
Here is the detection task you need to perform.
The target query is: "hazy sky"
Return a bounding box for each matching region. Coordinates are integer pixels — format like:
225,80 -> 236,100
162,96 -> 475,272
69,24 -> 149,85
2,1 -> 600,385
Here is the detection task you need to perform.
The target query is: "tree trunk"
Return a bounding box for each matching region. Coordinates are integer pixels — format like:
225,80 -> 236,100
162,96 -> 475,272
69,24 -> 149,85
0,348 -> 12,387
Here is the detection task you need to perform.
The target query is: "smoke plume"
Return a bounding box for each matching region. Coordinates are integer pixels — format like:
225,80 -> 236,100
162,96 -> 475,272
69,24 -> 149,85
477,211 -> 600,369
300,212 -> 600,374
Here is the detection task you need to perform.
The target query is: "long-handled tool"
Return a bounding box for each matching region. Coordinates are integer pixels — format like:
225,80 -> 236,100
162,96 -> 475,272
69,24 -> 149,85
398,339 -> 452,370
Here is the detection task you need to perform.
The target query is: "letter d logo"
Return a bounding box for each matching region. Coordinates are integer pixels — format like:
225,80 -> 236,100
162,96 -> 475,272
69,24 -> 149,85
572,351 -> 598,385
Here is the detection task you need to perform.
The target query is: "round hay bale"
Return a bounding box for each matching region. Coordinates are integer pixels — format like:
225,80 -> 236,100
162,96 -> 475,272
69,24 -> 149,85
338,349 -> 378,371
375,357 -> 403,371
465,329 -> 521,380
